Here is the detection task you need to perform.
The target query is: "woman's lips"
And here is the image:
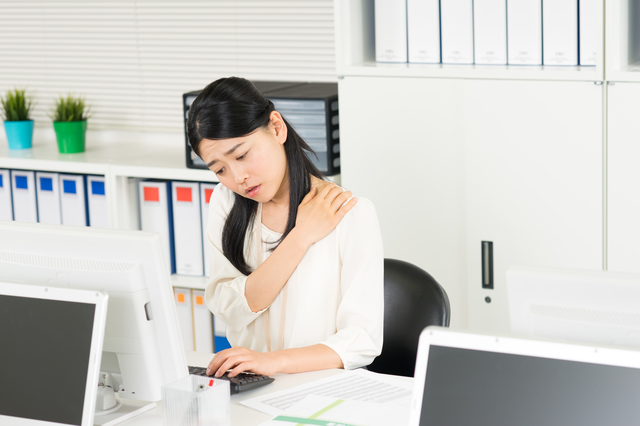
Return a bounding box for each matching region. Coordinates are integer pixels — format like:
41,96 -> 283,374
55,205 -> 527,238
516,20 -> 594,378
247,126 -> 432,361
246,185 -> 260,198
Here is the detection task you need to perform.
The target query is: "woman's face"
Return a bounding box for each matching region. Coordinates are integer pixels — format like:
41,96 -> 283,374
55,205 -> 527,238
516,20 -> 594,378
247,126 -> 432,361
198,111 -> 289,204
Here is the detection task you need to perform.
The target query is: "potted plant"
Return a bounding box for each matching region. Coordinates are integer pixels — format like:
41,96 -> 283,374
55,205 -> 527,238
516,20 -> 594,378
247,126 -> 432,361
51,94 -> 91,154
1,88 -> 35,150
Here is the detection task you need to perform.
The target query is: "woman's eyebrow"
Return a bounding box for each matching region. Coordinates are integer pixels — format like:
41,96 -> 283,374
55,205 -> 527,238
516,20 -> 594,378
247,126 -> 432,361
206,142 -> 246,167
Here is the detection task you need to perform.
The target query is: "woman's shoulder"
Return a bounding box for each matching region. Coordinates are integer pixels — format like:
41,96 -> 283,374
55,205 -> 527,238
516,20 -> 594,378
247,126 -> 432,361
208,183 -> 235,215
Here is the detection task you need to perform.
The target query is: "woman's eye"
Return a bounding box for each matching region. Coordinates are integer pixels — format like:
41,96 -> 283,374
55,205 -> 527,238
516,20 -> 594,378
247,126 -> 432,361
237,151 -> 249,160
215,167 -> 225,175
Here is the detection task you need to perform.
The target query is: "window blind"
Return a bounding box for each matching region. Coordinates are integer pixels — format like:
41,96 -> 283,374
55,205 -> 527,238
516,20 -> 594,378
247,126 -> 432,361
0,1 -> 336,132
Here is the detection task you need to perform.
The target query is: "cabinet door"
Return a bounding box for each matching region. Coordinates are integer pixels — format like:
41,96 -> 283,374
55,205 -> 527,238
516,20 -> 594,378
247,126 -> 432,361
339,76 -> 468,328
464,80 -> 604,333
608,82 -> 640,273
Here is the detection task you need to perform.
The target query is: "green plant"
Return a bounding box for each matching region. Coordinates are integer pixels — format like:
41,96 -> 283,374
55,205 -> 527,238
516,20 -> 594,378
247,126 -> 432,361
51,94 -> 91,122
1,88 -> 34,121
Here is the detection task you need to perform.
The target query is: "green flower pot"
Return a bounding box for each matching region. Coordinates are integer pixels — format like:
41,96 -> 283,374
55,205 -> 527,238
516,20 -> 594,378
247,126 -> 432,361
53,120 -> 87,153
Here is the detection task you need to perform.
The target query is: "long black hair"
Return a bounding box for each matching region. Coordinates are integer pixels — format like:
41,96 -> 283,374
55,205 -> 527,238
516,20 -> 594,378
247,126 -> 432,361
187,77 -> 325,276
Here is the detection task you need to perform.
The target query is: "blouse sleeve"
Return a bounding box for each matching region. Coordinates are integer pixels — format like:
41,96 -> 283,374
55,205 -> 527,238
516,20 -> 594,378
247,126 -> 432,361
318,197 -> 384,370
203,186 -> 265,332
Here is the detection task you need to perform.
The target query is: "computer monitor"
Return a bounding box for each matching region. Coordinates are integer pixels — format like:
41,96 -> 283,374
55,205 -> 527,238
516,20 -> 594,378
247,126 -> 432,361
0,220 -> 189,424
507,266 -> 640,348
0,281 -> 109,426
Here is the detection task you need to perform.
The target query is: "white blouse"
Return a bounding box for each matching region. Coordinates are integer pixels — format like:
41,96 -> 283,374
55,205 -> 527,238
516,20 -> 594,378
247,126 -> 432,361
204,184 -> 384,370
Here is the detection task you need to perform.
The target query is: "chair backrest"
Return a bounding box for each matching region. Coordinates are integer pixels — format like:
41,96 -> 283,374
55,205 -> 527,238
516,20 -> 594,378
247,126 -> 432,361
368,258 -> 451,377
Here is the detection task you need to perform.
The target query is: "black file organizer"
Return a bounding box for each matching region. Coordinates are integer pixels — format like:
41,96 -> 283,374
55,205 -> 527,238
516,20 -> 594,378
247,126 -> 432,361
183,81 -> 340,176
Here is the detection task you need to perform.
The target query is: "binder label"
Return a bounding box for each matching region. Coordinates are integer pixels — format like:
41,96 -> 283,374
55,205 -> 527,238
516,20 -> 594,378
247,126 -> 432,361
15,176 -> 28,189
205,188 -> 214,204
63,180 -> 77,194
143,186 -> 160,202
91,181 -> 105,195
40,177 -> 53,191
176,292 -> 186,303
176,187 -> 192,202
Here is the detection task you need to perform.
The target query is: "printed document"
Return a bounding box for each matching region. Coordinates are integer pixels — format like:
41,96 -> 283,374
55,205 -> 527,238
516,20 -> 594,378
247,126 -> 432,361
259,395 -> 409,426
241,369 -> 413,416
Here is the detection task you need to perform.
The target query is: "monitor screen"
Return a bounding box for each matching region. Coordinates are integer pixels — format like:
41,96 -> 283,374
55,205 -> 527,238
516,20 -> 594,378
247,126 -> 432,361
419,345 -> 640,426
0,294 -> 96,425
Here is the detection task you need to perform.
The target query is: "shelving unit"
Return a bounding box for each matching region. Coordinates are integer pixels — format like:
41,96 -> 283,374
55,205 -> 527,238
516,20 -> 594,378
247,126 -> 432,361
335,0 -> 605,81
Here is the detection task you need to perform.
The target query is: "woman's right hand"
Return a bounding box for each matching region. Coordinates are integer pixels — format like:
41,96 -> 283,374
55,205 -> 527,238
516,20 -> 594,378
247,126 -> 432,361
294,182 -> 357,246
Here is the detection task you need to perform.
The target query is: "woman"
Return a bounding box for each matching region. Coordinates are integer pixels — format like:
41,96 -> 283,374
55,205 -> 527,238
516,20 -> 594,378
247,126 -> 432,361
186,77 -> 383,378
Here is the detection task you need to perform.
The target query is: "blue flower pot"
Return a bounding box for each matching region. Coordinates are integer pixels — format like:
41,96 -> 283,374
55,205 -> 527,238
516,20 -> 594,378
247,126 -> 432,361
4,120 -> 34,150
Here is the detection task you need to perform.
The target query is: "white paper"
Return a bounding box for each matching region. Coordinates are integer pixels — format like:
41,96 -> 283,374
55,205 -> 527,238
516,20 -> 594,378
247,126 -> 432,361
259,395 -> 409,426
241,369 -> 413,417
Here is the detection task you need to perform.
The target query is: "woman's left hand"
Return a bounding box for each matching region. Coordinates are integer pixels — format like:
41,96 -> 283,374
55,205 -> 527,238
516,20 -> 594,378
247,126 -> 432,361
206,347 -> 280,377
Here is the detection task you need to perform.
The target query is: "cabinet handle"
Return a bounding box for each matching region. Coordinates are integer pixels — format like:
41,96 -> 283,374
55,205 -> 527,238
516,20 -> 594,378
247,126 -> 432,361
481,241 -> 494,289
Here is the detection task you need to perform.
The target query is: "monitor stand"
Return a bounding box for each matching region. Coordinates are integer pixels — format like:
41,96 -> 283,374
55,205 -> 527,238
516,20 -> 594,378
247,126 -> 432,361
93,385 -> 156,426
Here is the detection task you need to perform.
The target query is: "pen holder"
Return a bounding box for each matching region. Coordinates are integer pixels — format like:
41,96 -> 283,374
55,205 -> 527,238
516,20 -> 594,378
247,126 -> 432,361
161,375 -> 230,426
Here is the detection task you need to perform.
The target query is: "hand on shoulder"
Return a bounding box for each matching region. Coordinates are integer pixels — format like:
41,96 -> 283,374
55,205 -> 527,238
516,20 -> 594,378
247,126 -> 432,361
293,177 -> 358,247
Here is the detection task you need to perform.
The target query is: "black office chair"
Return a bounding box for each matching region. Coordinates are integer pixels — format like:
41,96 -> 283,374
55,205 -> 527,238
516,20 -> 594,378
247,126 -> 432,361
368,258 -> 451,377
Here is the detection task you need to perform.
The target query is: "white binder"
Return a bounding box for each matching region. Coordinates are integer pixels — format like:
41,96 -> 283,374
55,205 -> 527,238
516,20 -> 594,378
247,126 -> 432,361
87,175 -> 109,228
441,0 -> 474,64
172,181 -> 204,276
579,0 -> 597,66
11,170 -> 37,223
200,183 -> 217,277
35,172 -> 61,225
0,169 -> 13,221
507,0 -> 542,65
543,0 -> 579,66
139,180 -> 175,274
408,0 -> 440,64
375,0 -> 408,63
174,288 -> 194,352
59,174 -> 88,226
474,0 -> 507,65
192,289 -> 214,353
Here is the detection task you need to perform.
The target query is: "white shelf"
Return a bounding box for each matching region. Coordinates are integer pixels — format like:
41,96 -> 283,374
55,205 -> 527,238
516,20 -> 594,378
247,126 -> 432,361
0,128 -> 219,182
171,274 -> 210,291
341,62 -> 600,81
335,0 -> 605,82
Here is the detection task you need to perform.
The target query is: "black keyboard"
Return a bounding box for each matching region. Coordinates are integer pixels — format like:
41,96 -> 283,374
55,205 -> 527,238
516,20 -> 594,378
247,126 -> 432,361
188,366 -> 275,394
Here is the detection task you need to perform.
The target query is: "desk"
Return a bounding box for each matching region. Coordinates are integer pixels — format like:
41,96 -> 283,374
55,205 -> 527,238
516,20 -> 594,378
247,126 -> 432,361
124,352 -> 413,426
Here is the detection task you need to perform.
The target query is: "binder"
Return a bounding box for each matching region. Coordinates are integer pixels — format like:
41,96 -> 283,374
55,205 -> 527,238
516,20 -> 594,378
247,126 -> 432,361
375,0 -> 408,62
408,0 -> 441,64
172,181 -> 204,276
474,0 -> 508,65
200,183 -> 217,277
507,0 -> 542,65
543,0 -> 579,66
0,169 -> 13,221
59,174 -> 88,226
214,316 -> 231,353
87,175 -> 109,228
192,290 -> 214,353
441,0 -> 474,64
139,180 -> 175,274
174,288 -> 195,351
35,171 -> 61,224
579,0 -> 597,66
11,170 -> 37,223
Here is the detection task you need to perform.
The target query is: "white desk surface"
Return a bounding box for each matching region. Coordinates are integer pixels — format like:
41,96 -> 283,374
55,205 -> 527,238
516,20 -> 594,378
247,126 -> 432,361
123,351 -> 413,426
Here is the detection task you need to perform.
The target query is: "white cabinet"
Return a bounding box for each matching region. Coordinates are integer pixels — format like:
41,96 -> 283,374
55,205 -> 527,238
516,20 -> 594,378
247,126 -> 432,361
464,80 -> 604,333
607,82 -> 640,273
339,76 -> 468,328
